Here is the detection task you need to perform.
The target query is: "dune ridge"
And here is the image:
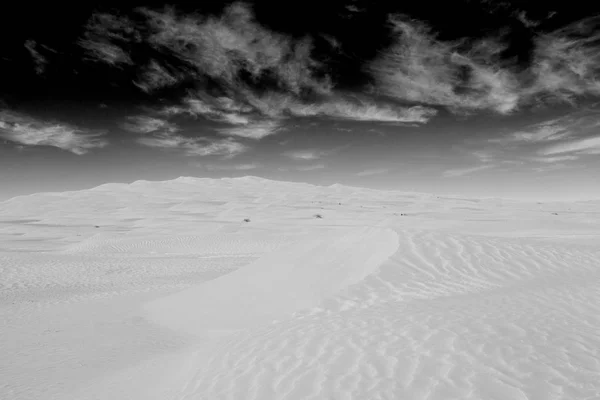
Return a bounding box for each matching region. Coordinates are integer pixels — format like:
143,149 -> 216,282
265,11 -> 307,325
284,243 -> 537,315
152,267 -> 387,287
144,226 -> 399,333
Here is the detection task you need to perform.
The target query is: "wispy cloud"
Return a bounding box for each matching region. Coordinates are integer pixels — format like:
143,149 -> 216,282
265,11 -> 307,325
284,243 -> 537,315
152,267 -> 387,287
481,109 -> 600,165
442,164 -> 493,178
123,112 -> 250,156
532,163 -> 579,173
81,2 -> 437,144
370,17 -> 520,114
295,163 -> 326,171
134,60 -> 180,92
137,133 -> 246,157
0,110 -> 108,155
199,162 -> 259,171
539,135 -> 600,156
139,3 -> 332,95
370,14 -> 600,114
160,96 -> 253,124
528,154 -> 580,163
216,120 -> 281,139
490,118 -> 574,145
283,149 -> 329,161
282,97 -> 437,123
23,40 -> 49,75
121,115 -> 175,133
356,168 -> 390,177
238,91 -> 435,124
79,13 -> 134,66
528,16 -> 600,104
471,150 -> 495,163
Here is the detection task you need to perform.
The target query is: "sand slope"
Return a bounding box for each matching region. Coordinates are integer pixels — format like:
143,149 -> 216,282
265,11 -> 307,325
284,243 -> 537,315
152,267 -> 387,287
1,177 -> 599,400
145,226 -> 399,333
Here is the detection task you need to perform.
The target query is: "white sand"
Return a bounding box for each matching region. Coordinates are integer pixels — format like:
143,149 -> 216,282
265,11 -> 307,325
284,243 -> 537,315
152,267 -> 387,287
1,176 -> 599,399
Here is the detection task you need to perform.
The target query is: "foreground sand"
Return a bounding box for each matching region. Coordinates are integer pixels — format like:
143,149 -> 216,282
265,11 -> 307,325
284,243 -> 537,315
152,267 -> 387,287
1,177 -> 599,399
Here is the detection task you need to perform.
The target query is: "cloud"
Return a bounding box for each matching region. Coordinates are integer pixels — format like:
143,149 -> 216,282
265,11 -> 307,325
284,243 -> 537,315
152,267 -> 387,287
216,120 -> 281,139
284,98 -> 437,123
80,3 -> 333,98
239,91 -> 436,123
202,163 -> 259,171
442,164 -> 493,178
481,110 -> 600,164
24,40 -> 48,75
508,122 -> 571,143
123,112 -> 248,157
356,168 -> 390,177
370,16 -> 520,114
79,13 -> 136,66
81,3 -> 437,144
137,3 -> 332,95
137,133 -> 246,157
539,135 -> 600,156
516,11 -> 541,28
528,155 -> 580,163
134,60 -> 181,92
532,163 -> 578,173
295,163 -> 326,171
283,149 -> 329,161
161,96 -> 253,123
121,115 -> 175,133
471,150 -> 494,163
80,41 -> 132,66
528,17 -> 600,104
0,110 -> 108,154
370,14 -> 600,114
489,118 -> 574,145
126,114 -> 247,157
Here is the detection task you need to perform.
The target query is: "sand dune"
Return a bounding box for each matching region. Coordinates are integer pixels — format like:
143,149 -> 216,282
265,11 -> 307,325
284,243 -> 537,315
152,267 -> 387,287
1,177 -> 599,399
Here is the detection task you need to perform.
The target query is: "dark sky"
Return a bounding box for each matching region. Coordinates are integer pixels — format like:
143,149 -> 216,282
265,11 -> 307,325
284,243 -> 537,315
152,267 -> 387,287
2,1 -> 600,200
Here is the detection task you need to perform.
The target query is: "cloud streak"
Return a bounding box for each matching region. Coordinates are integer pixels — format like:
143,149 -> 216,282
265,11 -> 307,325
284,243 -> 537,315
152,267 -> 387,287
201,163 -> 259,171
137,133 -> 246,157
356,168 -> 390,177
122,113 -> 247,157
0,110 -> 108,155
283,149 -> 329,161
443,164 -> 493,178
24,40 -> 49,75
480,109 -> 600,165
121,115 -> 175,134
216,120 -> 281,139
539,135 -> 600,155
295,163 -> 326,171
79,13 -> 135,66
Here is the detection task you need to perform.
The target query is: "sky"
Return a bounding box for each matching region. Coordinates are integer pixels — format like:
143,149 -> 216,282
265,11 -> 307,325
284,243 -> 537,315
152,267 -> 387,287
2,0 -> 600,201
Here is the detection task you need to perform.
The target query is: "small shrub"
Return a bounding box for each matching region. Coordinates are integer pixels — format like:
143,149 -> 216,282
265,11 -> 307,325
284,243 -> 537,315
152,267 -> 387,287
243,218 -> 251,222
314,214 -> 323,219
